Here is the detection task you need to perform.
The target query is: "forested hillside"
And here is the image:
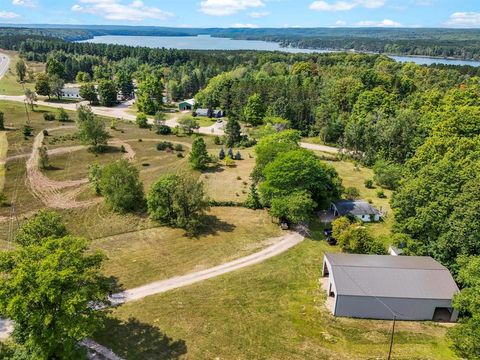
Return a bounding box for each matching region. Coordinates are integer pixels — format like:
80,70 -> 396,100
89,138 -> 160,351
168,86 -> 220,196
3,26 -> 480,60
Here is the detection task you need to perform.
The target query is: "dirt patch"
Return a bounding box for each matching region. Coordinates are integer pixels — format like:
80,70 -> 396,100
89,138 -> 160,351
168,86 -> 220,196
25,127 -> 135,209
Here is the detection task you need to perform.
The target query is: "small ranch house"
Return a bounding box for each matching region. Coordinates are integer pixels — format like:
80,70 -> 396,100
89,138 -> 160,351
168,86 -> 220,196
195,108 -> 224,118
331,200 -> 380,222
322,253 -> 459,321
179,99 -> 196,111
61,86 -> 81,99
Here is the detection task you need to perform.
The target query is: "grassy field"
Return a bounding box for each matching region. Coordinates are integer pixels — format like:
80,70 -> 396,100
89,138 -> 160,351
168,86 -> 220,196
0,50 -> 44,96
91,207 -> 281,288
0,131 -> 6,192
95,237 -> 457,360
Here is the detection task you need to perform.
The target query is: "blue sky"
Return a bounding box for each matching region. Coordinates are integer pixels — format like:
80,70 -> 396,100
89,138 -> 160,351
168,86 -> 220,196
1,0 -> 480,28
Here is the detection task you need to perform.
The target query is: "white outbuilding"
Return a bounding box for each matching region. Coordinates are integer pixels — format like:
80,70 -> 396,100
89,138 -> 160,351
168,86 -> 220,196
330,200 -> 381,222
322,253 -> 459,321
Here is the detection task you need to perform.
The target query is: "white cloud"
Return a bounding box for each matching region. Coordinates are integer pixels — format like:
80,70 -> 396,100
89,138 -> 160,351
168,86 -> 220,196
310,0 -> 384,11
231,23 -> 259,28
71,0 -> 173,21
445,12 -> 480,27
12,0 -> 36,7
310,1 -> 355,11
356,19 -> 402,27
0,11 -> 20,19
249,11 -> 270,18
200,0 -> 265,16
335,20 -> 347,26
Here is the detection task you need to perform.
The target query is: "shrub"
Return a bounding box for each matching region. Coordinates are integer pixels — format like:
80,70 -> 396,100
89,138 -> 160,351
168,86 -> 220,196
42,129 -> 49,136
43,112 -> 55,121
120,145 -> 126,153
377,189 -> 387,198
156,124 -> 171,135
344,186 -> 360,199
174,144 -> 183,152
213,135 -> 222,145
157,141 -> 173,151
225,156 -> 235,167
177,153 -> 184,158
136,113 -> 149,128
57,108 -> 69,122
364,179 -> 374,189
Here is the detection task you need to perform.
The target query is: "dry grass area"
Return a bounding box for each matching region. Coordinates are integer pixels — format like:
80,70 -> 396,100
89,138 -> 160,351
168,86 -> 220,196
201,149 -> 255,202
91,207 -> 281,288
0,131 -> 7,192
0,50 -> 44,96
95,239 -> 457,360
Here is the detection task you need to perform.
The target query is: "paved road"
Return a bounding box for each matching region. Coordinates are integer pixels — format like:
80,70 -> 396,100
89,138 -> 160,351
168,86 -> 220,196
0,53 -> 10,80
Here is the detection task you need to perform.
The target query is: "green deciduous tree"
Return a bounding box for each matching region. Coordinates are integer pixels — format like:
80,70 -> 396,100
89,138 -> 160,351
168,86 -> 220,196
252,130 -> 301,181
447,256 -> 480,359
0,111 -> 4,130
244,93 -> 265,127
79,83 -> 98,105
98,79 -> 117,107
136,75 -> 163,115
332,217 -> 386,254
88,163 -> 103,195
34,73 -> 50,97
0,234 -> 110,359
260,148 -> 342,208
46,57 -> 65,79
76,105 -> 109,152
373,159 -> 402,190
99,159 -> 145,213
48,74 -> 64,99
189,137 -> 210,170
13,210 -> 67,246
147,173 -> 209,234
178,116 -> 199,135
24,88 -> 37,110
15,59 -> 27,82
270,191 -> 315,223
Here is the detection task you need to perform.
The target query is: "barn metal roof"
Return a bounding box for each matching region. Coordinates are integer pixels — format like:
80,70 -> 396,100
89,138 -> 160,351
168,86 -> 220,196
332,200 -> 380,216
325,253 -> 459,300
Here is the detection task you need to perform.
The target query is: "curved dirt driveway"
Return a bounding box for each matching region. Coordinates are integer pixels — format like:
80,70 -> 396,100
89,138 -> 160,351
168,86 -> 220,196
111,231 -> 304,304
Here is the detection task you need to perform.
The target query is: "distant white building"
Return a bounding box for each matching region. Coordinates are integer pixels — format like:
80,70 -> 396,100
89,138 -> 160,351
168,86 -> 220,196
322,253 -> 459,321
61,86 -> 81,99
331,200 -> 381,222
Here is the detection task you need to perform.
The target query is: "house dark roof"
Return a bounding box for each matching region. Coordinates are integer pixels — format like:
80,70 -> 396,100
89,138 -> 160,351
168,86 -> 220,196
333,200 -> 380,216
325,253 -> 459,300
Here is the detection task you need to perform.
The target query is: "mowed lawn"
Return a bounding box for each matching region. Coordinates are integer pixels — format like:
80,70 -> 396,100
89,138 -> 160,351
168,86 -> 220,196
95,238 -> 457,360
91,207 -> 281,288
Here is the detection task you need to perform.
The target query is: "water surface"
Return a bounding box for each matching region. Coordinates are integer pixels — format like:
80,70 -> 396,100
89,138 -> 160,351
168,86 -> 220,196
81,35 -> 480,67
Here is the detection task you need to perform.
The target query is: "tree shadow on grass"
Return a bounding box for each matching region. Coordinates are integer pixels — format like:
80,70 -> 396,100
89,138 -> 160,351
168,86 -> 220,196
94,317 -> 187,360
195,214 -> 236,237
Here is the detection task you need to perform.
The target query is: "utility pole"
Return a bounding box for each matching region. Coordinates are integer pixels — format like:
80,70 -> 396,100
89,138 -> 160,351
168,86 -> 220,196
387,316 -> 396,360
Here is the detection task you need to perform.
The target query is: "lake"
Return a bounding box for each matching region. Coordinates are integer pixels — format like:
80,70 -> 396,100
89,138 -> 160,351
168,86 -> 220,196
81,35 -> 480,67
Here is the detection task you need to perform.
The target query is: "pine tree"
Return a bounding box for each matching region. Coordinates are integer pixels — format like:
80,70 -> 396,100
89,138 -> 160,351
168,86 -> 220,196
219,148 -> 225,160
235,151 -> 242,160
245,184 -> 262,210
225,117 -> 241,147
189,137 -> 210,170
228,148 -> 234,158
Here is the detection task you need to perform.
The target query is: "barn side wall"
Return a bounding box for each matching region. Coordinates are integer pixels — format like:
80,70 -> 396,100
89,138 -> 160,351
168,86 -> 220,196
335,295 -> 455,321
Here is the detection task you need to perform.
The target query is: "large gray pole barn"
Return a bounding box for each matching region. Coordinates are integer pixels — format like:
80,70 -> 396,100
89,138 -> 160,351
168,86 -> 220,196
322,253 -> 459,321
